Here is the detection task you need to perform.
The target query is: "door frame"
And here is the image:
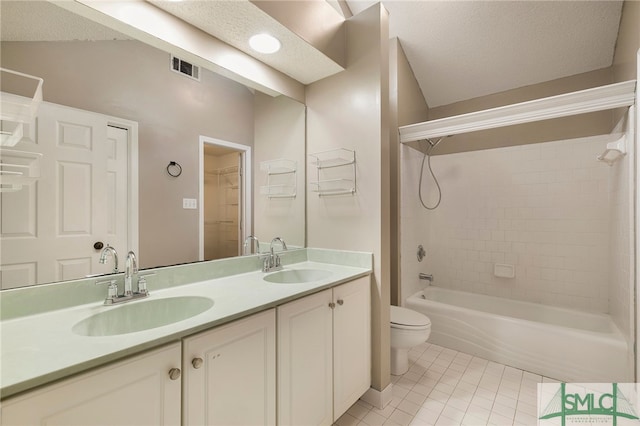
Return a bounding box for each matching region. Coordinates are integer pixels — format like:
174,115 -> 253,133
105,116 -> 139,259
199,136 -> 252,261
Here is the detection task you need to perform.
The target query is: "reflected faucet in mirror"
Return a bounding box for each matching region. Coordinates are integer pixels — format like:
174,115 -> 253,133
125,251 -> 138,297
243,235 -> 260,255
99,245 -> 119,273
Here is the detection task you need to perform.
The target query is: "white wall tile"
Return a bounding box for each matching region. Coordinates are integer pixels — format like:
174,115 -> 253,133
401,134 -> 634,317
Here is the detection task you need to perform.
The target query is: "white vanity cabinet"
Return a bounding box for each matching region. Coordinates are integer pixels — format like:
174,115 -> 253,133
182,309 -> 276,426
277,276 -> 371,426
1,343 -> 182,426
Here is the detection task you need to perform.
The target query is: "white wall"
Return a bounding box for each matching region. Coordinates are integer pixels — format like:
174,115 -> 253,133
401,134 -> 633,315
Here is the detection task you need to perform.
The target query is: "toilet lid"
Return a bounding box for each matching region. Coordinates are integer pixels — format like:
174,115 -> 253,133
390,306 -> 431,327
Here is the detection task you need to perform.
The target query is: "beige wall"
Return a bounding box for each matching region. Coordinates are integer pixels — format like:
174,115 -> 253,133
253,93 -> 306,248
306,4 -> 391,391
1,40 -> 254,269
426,68 -> 613,155
389,38 -> 429,305
429,68 -> 613,119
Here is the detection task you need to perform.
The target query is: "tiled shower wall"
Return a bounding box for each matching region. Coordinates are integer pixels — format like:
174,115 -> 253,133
401,134 -> 632,316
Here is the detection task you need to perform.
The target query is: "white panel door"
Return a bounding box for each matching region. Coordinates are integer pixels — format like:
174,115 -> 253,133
1,343 -> 182,425
333,277 -> 372,420
183,309 -> 276,426
277,289 -> 334,426
0,102 -> 129,287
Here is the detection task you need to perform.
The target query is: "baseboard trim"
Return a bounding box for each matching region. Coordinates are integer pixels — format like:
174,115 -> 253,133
360,383 -> 393,409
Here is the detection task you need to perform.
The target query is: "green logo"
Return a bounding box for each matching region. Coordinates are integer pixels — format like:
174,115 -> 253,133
539,383 -> 640,426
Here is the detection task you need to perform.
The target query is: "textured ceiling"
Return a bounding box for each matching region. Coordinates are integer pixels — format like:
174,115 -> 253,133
348,0 -> 624,107
148,0 -> 344,84
0,1 -> 129,42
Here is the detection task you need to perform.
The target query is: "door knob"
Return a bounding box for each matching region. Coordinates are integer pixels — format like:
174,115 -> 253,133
337,299 -> 344,306
192,358 -> 203,369
168,368 -> 181,380
93,241 -> 104,250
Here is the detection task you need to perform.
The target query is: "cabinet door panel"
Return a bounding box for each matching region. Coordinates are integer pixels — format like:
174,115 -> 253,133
333,276 -> 371,419
277,289 -> 333,426
183,309 -> 276,426
1,343 -> 181,426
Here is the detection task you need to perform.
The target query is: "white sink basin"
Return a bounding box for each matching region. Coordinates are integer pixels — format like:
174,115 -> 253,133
72,296 -> 214,336
263,269 -> 333,284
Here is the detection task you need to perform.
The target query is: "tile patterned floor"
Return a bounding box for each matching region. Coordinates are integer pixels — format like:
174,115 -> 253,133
335,342 -> 560,426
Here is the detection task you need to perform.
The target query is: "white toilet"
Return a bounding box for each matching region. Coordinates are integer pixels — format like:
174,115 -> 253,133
390,305 -> 431,375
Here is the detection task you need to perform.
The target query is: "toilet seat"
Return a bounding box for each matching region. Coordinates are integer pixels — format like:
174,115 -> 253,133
390,306 -> 431,331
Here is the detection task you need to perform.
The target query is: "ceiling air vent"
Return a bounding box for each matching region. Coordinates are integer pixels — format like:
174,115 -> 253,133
171,56 -> 200,81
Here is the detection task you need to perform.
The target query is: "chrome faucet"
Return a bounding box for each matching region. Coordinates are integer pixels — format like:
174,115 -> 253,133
262,237 -> 287,272
243,235 -> 260,255
98,244 -> 119,273
97,251 -> 150,305
419,273 -> 434,285
124,251 -> 138,296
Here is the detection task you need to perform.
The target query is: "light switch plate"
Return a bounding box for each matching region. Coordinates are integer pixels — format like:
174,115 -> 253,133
183,198 -> 197,209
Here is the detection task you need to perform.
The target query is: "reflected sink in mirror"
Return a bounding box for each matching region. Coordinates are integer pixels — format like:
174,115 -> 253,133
263,269 -> 333,284
72,296 -> 214,336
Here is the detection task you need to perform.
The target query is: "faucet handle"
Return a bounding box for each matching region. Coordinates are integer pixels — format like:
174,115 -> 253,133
96,279 -> 118,301
259,254 -> 271,272
137,273 -> 155,295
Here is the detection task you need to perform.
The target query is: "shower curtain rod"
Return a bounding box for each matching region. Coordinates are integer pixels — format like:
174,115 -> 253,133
399,80 -> 637,144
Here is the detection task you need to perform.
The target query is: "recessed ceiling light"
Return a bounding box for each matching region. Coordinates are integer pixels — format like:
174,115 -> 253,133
249,33 -> 281,54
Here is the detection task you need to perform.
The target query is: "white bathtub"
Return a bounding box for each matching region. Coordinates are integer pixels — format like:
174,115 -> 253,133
405,287 -> 630,383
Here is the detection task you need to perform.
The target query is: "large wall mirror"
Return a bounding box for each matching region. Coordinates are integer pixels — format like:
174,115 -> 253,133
0,1 -> 306,289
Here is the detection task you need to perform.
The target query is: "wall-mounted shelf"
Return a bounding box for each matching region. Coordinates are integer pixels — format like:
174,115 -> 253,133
0,149 -> 42,192
308,148 -> 356,196
260,159 -> 296,175
1,68 -> 44,147
260,159 -> 296,199
260,184 -> 297,198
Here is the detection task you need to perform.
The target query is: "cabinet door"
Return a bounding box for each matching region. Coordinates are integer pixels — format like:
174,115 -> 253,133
183,309 -> 276,426
277,289 -> 333,426
1,343 -> 181,426
333,276 -> 371,420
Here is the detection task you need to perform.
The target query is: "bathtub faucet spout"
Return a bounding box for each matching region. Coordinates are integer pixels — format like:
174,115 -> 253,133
419,273 -> 433,285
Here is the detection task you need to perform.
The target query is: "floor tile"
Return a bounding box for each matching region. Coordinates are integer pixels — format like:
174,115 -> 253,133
339,343 -> 561,426
362,410 -> 387,426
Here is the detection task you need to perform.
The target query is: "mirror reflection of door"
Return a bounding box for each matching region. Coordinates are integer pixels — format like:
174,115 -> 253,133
203,144 -> 242,260
0,102 -> 135,288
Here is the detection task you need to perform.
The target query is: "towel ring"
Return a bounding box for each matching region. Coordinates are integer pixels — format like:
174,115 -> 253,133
167,161 -> 182,177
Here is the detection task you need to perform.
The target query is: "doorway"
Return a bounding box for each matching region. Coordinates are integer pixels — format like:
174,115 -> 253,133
199,137 -> 251,261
